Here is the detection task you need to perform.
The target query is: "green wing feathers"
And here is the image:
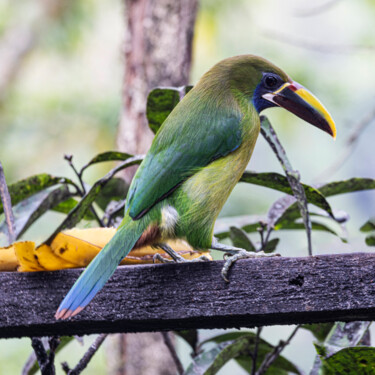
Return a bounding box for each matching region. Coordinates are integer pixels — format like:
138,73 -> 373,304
127,90 -> 243,219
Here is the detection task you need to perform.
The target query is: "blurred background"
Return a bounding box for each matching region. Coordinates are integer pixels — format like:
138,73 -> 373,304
0,0 -> 374,373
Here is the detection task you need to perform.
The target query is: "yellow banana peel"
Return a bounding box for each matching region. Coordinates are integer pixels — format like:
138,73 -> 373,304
34,244 -> 78,271
13,241 -> 46,272
0,228 -> 211,272
0,244 -> 18,271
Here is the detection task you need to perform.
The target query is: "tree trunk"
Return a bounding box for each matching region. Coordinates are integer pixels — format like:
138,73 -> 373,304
117,0 -> 198,183
110,1 -> 198,374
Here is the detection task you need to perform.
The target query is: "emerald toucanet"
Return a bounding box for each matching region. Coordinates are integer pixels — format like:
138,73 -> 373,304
56,55 -> 336,319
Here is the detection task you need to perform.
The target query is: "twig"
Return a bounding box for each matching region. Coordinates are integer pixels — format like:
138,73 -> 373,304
64,154 -> 104,227
162,332 -> 184,375
0,162 -> 16,245
31,337 -> 60,375
62,334 -> 107,375
103,198 -> 126,227
64,155 -> 85,195
255,325 -> 300,375
260,116 -> 313,256
22,351 -> 37,375
257,221 -> 268,251
252,327 -> 263,375
294,0 -> 342,17
262,29 -> 375,55
45,155 -> 143,244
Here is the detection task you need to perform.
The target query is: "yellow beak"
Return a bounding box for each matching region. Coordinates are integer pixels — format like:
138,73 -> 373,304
262,81 -> 336,139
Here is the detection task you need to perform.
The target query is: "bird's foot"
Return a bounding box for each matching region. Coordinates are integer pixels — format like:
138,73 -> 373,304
210,240 -> 280,282
221,249 -> 280,282
153,243 -> 211,264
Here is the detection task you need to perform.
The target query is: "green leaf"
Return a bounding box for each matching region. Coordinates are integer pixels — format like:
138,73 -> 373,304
146,86 -> 192,134
302,323 -> 334,342
201,331 -> 255,345
320,347 -> 375,375
0,174 -> 75,215
311,321 -> 371,374
44,155 -> 143,244
240,171 -> 333,217
365,234 -> 375,246
174,330 -> 198,354
80,151 -> 140,175
319,178 -> 375,197
267,195 -> 296,230
214,214 -> 345,242
0,186 -> 71,240
360,218 -> 375,232
229,226 -> 256,251
214,215 -> 263,240
52,198 -> 96,221
264,238 -> 280,253
187,333 -> 300,375
95,178 -> 129,211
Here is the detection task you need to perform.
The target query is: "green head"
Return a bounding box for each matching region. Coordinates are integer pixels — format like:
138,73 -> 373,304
201,55 -> 336,138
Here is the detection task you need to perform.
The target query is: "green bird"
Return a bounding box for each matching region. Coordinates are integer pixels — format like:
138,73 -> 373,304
56,55 -> 336,319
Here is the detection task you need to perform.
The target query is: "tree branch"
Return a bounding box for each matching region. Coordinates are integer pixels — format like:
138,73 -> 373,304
1,253 -> 375,338
62,334 -> 107,375
162,332 -> 184,375
255,325 -> 300,375
0,162 -> 16,245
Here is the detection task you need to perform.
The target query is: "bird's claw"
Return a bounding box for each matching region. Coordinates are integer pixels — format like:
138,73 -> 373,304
153,244 -> 211,264
153,253 -> 174,264
221,250 -> 280,283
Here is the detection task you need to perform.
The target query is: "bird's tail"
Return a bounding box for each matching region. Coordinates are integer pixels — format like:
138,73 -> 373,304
55,216 -> 146,319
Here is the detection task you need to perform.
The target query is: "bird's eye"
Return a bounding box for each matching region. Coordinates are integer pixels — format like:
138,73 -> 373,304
264,75 -> 278,89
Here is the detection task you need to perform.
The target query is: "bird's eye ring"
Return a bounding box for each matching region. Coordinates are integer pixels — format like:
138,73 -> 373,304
264,75 -> 278,89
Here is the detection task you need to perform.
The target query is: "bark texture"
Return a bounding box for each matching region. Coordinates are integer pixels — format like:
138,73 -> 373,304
2,253 -> 375,338
117,0 -> 198,182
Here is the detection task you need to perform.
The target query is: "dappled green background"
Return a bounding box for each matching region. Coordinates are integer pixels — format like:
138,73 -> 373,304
0,0 -> 374,373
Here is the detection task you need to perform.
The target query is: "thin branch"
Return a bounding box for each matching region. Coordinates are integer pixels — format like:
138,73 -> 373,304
0,162 -> 16,244
64,155 -> 85,195
62,334 -> 107,375
257,221 -> 267,251
22,351 -> 37,375
255,325 -> 300,375
260,116 -> 313,256
262,29 -> 375,55
64,154 -> 104,227
252,327 -> 263,375
294,0 -> 342,17
162,332 -> 184,375
103,198 -> 126,227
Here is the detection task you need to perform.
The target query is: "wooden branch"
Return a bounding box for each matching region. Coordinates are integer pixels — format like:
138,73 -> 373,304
1,252 -> 375,339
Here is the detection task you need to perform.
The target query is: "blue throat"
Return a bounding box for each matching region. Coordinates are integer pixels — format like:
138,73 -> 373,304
252,82 -> 276,113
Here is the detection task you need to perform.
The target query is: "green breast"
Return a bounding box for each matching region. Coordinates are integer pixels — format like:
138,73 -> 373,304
171,108 -> 260,249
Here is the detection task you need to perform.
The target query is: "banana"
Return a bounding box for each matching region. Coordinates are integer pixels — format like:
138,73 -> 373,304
0,228 -> 211,272
34,244 -> 78,271
14,241 -> 46,272
0,245 -> 18,271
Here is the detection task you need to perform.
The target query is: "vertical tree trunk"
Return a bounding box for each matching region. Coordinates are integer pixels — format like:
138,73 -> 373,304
109,1 -> 198,374
117,0 -> 198,183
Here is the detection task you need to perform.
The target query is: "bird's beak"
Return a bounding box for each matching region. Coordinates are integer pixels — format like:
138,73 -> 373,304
262,81 -> 336,139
